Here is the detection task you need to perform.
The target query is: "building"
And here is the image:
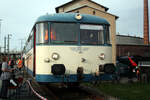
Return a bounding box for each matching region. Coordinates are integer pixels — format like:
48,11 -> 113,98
55,0 -> 118,63
116,35 -> 144,45
116,0 -> 150,58
116,35 -> 150,57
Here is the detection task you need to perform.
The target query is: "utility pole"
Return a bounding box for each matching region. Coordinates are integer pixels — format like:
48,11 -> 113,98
0,19 -> 2,53
7,34 -> 12,54
0,19 -> 2,41
19,39 -> 24,52
4,36 -> 6,53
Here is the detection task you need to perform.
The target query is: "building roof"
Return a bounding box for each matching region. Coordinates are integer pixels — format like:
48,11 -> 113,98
116,35 -> 144,45
55,0 -> 109,13
66,5 -> 119,19
117,35 -> 143,39
36,13 -> 110,25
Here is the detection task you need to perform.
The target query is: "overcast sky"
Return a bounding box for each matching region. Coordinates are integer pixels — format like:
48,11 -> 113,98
0,0 -> 147,51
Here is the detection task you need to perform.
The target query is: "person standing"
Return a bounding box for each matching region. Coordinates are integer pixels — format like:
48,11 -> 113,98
17,58 -> 23,69
8,58 -> 15,69
0,56 -> 14,99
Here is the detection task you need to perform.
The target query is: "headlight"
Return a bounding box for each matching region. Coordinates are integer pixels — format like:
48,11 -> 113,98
99,53 -> 105,60
52,53 -> 59,60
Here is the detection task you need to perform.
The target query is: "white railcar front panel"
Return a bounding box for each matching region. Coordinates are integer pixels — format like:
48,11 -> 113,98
36,45 -> 112,75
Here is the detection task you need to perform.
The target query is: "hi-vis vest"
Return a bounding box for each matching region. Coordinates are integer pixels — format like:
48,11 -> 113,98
17,59 -> 23,68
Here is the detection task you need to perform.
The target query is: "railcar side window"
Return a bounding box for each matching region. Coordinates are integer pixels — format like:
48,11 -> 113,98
105,26 -> 110,44
50,23 -> 78,44
36,23 -> 48,44
25,30 -> 33,52
80,24 -> 104,45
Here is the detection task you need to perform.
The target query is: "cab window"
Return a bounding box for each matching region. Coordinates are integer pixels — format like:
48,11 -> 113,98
80,24 -> 104,45
36,23 -> 48,44
50,23 -> 78,44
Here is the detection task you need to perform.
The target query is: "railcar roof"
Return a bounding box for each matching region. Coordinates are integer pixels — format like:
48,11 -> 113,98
36,13 -> 109,25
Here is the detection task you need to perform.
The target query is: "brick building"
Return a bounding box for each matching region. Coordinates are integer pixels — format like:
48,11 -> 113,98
116,35 -> 150,57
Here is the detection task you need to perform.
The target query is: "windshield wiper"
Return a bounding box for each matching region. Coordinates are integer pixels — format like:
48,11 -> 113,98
81,42 -> 98,45
64,40 -> 77,43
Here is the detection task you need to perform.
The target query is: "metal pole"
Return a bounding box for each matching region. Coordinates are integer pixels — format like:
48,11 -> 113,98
19,39 -> 24,52
4,36 -> 6,53
0,19 -> 2,51
0,20 -> 1,41
7,34 -> 12,54
7,34 -> 9,53
21,39 -> 23,51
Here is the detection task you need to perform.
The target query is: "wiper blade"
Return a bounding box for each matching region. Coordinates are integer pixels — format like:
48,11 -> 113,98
64,41 -> 77,43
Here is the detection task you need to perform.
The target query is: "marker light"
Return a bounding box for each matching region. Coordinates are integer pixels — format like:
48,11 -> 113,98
75,13 -> 82,20
99,53 -> 105,60
52,53 -> 59,60
44,58 -> 50,63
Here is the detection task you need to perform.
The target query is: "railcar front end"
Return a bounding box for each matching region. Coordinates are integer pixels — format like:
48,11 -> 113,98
23,13 -> 115,84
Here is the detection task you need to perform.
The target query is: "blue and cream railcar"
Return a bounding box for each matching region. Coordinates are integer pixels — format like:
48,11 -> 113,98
23,13 -> 114,83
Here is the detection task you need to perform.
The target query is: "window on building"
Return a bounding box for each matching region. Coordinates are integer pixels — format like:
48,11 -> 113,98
93,11 -> 96,15
76,11 -> 79,13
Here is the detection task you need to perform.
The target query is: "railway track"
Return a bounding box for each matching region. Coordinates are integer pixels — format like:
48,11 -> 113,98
17,71 -> 105,100
31,82 -> 105,100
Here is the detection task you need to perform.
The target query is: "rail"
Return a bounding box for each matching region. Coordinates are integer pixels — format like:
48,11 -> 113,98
26,80 -> 48,100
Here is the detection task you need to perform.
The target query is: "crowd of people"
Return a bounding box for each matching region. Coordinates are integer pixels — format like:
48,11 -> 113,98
0,56 -> 23,99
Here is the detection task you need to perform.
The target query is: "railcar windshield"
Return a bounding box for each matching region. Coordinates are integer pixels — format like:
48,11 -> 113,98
80,24 -> 104,45
35,22 -> 110,45
51,23 -> 78,44
36,23 -> 48,44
